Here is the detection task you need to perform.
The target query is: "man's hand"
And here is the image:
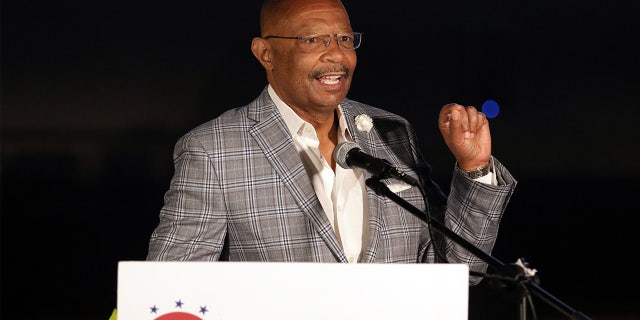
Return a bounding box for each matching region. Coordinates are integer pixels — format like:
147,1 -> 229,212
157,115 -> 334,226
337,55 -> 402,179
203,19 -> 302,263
438,103 -> 492,171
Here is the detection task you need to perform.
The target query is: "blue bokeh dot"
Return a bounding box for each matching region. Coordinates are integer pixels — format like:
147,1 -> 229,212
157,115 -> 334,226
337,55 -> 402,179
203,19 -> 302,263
481,100 -> 500,118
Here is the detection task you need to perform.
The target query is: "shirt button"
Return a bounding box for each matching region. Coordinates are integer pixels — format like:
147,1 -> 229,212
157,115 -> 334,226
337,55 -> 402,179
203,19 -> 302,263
348,256 -> 355,263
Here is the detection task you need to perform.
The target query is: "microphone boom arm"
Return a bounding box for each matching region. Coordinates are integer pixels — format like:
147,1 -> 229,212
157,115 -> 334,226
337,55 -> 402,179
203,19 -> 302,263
365,177 -> 591,320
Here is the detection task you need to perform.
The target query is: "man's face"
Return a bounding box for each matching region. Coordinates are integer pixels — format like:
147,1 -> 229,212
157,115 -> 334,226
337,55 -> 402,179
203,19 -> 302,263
265,0 -> 357,115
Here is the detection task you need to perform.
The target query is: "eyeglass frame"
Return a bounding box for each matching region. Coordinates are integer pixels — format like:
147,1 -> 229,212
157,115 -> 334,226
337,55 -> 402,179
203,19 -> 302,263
263,32 -> 363,52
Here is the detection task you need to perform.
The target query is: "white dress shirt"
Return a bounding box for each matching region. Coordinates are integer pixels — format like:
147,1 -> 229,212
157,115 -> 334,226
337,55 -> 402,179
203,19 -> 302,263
269,85 -> 368,263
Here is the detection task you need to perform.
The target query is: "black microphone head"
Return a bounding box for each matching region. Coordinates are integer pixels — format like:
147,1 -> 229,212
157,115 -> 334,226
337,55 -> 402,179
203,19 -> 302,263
333,141 -> 360,169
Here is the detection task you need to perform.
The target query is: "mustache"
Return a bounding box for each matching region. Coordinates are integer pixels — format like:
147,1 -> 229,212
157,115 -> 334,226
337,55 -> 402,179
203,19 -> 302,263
309,65 -> 351,79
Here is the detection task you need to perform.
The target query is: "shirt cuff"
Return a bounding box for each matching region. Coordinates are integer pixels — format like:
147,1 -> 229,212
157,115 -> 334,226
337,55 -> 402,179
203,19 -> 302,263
473,157 -> 497,185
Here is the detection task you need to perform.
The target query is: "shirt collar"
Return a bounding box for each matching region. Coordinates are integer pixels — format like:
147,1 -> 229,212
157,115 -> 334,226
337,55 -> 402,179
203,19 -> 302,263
268,84 -> 353,142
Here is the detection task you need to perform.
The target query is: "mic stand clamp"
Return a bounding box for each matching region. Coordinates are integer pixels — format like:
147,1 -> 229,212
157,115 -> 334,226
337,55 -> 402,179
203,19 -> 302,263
365,177 -> 591,320
485,258 -> 542,320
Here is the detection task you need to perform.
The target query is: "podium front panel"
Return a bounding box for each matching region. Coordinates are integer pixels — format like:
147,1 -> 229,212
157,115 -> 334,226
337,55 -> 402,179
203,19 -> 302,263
117,261 -> 469,320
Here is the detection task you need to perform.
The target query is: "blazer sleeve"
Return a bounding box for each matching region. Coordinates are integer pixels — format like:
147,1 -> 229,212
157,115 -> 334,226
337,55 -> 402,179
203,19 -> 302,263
443,156 -> 517,285
146,132 -> 227,261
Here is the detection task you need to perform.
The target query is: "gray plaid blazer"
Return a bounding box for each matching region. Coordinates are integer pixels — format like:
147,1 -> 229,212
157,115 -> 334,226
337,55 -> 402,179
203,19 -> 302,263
147,86 -> 517,281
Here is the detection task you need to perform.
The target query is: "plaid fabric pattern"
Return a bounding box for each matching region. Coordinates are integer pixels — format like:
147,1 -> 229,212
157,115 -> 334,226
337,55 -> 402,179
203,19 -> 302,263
147,86 -> 517,284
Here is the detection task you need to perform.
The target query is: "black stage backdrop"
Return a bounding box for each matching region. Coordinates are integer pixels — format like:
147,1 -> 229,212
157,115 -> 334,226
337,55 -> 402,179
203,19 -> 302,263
2,1 -> 639,319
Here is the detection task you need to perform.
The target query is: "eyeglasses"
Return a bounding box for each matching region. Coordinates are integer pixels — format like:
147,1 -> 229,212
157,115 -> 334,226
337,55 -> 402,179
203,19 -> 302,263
264,32 -> 363,53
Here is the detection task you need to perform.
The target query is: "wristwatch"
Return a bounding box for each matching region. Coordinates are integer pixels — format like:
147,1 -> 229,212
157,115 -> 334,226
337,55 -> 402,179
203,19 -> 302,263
459,159 -> 492,179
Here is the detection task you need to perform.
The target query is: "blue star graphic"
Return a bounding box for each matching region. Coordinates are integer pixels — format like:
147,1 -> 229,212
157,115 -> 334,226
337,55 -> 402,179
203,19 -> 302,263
199,306 -> 208,315
150,305 -> 159,314
175,299 -> 184,308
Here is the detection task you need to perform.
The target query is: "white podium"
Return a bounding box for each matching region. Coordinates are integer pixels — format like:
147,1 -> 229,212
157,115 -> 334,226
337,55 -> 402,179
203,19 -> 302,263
117,261 -> 469,320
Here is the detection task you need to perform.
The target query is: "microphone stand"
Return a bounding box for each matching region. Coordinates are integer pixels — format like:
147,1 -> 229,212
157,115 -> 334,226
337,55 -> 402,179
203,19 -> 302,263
365,177 -> 591,320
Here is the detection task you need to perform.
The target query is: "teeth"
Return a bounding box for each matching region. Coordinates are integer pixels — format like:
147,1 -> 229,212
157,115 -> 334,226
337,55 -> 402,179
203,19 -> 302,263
319,75 -> 340,84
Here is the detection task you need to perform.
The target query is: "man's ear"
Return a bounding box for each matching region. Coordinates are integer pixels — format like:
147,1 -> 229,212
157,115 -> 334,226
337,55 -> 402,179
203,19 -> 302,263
251,37 -> 274,70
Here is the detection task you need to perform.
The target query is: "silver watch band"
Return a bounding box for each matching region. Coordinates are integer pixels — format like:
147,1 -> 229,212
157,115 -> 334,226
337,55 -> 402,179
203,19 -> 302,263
458,158 -> 492,179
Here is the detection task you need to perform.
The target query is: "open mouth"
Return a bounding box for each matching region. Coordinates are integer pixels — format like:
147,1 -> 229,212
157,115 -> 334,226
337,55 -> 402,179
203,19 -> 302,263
318,75 -> 341,85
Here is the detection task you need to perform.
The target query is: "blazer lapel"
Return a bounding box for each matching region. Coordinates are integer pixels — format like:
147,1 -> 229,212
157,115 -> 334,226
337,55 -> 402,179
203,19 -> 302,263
246,90 -> 347,262
340,104 -> 386,263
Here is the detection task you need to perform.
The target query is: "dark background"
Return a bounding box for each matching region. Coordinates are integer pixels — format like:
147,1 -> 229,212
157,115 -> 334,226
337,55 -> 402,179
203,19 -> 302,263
2,1 -> 639,319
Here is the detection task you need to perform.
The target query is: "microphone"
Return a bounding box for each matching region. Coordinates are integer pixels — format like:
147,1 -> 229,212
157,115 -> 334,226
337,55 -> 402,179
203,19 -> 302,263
333,142 -> 420,186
